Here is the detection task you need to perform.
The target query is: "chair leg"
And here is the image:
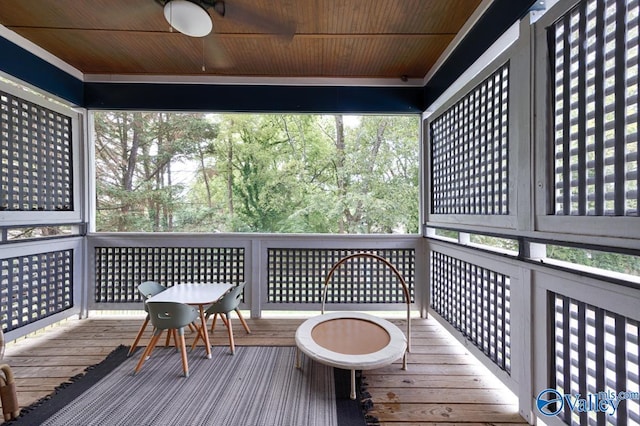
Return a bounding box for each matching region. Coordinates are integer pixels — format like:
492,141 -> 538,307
234,308 -> 251,334
210,313 -> 219,333
225,313 -> 235,354
145,329 -> 164,360
128,316 -> 150,357
220,314 -> 229,328
134,330 -> 163,375
190,314 -> 210,351
164,329 -> 172,347
178,328 -> 189,378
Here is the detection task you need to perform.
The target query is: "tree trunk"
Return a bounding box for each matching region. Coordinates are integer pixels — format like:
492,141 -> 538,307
119,112 -> 141,231
226,136 -> 234,215
334,115 -> 346,233
197,144 -> 213,209
166,162 -> 173,230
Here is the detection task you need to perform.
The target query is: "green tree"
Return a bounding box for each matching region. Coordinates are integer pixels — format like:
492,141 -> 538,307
94,111 -> 215,231
95,113 -> 420,234
324,115 -> 420,233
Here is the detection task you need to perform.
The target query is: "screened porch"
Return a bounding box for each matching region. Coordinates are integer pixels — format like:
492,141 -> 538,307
1,0 -> 639,425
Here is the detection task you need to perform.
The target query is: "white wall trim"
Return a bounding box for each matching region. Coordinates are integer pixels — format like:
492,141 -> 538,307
422,0 -> 496,84
0,24 -> 84,81
423,20 -> 520,117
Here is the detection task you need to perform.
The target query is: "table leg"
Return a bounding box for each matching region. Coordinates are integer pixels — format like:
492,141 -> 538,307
350,369 -> 356,400
199,305 -> 212,359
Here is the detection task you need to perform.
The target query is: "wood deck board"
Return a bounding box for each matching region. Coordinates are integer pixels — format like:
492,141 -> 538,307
1,315 -> 527,425
369,403 -> 525,423
368,388 -> 518,404
363,374 -> 508,389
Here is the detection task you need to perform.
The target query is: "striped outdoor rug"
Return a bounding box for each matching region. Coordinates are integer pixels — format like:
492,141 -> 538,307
10,346 -> 366,426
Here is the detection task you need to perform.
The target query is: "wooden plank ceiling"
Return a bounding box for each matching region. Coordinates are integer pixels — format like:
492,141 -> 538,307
0,0 -> 483,79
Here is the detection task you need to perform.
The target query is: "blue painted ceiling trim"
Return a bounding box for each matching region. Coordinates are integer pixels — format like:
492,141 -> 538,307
83,82 -> 423,113
423,0 -> 538,109
0,37 -> 83,106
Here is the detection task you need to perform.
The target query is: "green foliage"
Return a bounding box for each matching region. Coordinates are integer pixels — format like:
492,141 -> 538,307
94,111 -> 218,232
470,235 -> 519,252
547,245 -> 640,276
94,112 -> 420,234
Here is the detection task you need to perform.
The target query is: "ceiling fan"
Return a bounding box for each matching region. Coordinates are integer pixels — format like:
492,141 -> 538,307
154,0 -> 295,39
154,0 -> 224,37
153,0 -> 295,70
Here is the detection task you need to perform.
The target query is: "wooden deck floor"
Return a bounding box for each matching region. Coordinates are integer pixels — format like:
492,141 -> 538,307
3,314 -> 527,425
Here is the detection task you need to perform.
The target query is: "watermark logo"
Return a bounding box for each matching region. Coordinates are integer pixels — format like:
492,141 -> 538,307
536,389 -> 640,417
537,389 -> 564,416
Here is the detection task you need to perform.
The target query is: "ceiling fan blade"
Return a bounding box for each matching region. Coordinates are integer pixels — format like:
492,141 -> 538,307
222,2 -> 296,41
203,36 -> 234,69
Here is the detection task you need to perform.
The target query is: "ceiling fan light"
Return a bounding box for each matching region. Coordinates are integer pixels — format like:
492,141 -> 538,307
164,0 -> 212,38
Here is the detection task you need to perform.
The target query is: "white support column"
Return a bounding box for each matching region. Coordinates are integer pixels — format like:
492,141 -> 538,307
417,238 -> 429,318
515,267 -> 535,424
513,14 -> 535,424
249,238 -> 262,319
80,109 -> 91,319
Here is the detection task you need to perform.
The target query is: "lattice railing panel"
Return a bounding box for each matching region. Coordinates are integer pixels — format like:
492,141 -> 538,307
551,293 -> 640,425
0,249 -> 73,332
430,251 -> 511,373
430,63 -> 510,215
94,247 -> 245,303
0,89 -> 73,212
550,0 -> 639,216
267,248 -> 415,304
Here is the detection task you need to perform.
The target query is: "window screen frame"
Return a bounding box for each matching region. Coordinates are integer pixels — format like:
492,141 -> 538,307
424,30 -> 530,232
533,0 -> 640,242
0,78 -> 83,226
